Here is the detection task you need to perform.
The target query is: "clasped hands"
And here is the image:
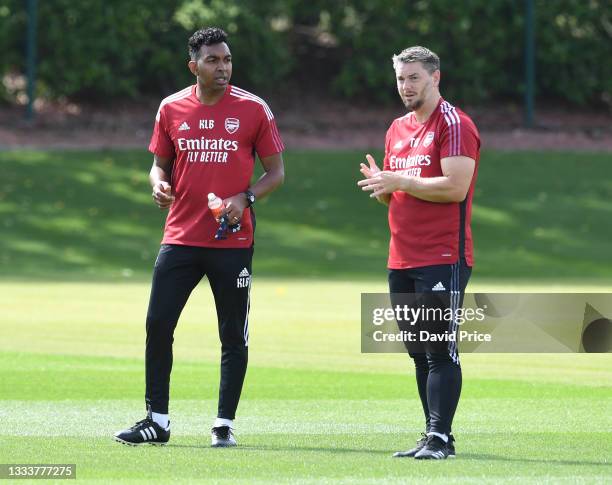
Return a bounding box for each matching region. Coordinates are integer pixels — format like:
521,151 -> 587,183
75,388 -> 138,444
357,154 -> 411,197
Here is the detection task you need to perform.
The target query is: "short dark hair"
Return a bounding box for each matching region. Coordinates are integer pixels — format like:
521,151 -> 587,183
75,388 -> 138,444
392,46 -> 440,73
188,27 -> 228,60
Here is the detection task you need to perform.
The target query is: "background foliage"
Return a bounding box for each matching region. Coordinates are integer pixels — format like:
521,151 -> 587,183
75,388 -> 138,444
1,0 -> 611,105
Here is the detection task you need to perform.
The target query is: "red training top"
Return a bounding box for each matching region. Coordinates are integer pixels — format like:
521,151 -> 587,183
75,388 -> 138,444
149,84 -> 284,248
383,97 -> 480,269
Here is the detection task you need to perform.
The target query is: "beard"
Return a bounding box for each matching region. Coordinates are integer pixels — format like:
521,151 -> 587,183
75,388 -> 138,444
403,96 -> 424,111
401,79 -> 431,111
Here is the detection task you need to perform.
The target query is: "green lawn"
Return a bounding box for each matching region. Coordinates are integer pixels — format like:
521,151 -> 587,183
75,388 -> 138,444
0,281 -> 611,483
1,149 -> 611,482
1,149 -> 611,282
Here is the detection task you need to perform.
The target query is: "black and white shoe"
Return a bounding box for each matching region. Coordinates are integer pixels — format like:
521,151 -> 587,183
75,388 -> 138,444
113,412 -> 170,446
447,434 -> 456,458
211,426 -> 237,447
414,435 -> 450,460
393,432 -> 428,458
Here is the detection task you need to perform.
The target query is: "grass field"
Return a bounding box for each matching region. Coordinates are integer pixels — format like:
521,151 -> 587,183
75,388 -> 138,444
1,281 -> 611,483
1,150 -> 611,483
1,149 -> 612,282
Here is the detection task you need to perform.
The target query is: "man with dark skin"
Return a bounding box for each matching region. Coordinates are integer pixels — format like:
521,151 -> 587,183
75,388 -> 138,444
114,27 -> 284,448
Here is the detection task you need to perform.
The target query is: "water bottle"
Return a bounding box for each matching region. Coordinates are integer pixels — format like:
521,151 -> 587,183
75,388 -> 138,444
208,193 -> 228,240
208,193 -> 241,240
208,193 -> 225,220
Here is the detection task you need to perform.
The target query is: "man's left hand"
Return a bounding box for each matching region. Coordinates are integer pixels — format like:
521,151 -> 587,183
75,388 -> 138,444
358,171 -> 411,198
222,194 -> 248,224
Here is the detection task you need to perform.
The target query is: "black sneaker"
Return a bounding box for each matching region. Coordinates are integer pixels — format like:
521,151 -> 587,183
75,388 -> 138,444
447,434 -> 456,458
414,434 -> 449,460
114,411 -> 170,446
393,432 -> 428,458
211,426 -> 237,447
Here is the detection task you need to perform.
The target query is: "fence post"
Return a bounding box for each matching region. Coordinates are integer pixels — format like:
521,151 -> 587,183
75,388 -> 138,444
524,0 -> 535,128
26,0 -> 38,122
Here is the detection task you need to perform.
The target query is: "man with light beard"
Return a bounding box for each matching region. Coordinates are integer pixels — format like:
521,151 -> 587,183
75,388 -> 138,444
358,46 -> 480,460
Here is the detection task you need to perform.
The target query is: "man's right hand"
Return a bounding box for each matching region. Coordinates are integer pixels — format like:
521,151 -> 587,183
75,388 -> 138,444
152,181 -> 175,209
360,153 -> 381,178
359,154 -> 390,206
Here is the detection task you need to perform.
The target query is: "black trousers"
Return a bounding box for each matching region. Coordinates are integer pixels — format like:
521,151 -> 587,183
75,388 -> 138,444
145,244 -> 253,419
388,258 -> 471,435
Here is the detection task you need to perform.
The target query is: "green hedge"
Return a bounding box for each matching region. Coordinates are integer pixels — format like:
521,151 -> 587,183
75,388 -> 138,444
1,0 -> 610,106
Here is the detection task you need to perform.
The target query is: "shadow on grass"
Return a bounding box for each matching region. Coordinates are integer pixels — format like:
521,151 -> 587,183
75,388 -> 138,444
461,453 -> 611,467
165,445 -> 611,466
1,149 -> 611,280
167,443 -> 390,455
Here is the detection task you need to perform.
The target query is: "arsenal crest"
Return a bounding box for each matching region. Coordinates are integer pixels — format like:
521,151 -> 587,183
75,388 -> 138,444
225,118 -> 239,134
423,131 -> 435,148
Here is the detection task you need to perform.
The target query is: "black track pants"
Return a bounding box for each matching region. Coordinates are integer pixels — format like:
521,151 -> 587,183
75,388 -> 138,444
145,244 -> 253,419
388,258 -> 471,435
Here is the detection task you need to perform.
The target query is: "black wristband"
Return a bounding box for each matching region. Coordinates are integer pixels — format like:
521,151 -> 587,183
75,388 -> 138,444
244,190 -> 256,207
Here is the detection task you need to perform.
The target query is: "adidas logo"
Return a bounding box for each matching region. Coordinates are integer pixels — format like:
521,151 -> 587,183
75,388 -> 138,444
237,267 -> 250,288
393,140 -> 403,149
432,282 -> 446,291
139,426 -> 158,441
178,121 -> 190,131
